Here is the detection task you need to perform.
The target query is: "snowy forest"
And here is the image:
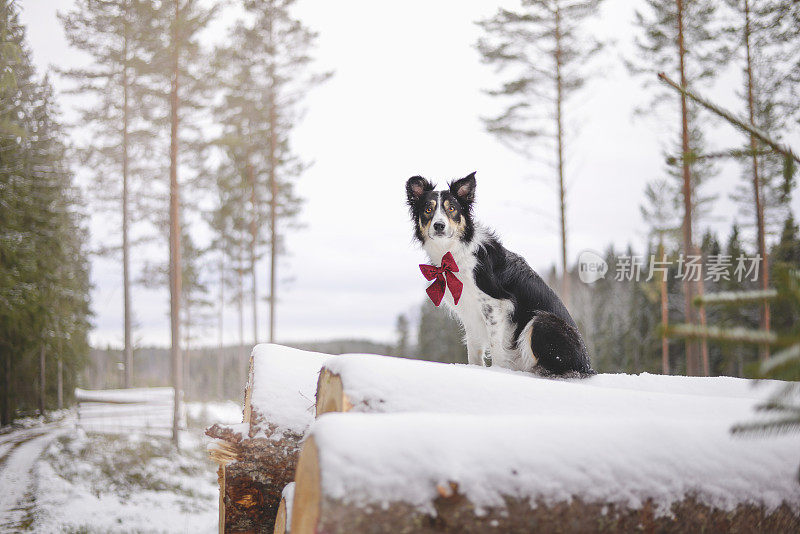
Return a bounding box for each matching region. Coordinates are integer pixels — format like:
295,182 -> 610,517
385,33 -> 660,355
2,0 -> 800,530
3,0 -> 800,421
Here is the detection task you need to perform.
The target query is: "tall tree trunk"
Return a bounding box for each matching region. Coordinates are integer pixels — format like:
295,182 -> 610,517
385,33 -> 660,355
239,177 -> 247,362
249,163 -> 259,344
238,229 -> 245,362
697,269 -> 710,376
659,241 -> 669,375
218,253 -> 224,400
677,0 -> 698,376
169,0 -> 183,448
39,344 -> 46,416
744,0 -> 770,360
554,2 -> 569,307
268,17 -> 278,344
122,22 -> 133,389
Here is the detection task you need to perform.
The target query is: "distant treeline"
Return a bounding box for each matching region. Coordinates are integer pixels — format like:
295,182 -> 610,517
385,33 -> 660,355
84,339 -> 392,401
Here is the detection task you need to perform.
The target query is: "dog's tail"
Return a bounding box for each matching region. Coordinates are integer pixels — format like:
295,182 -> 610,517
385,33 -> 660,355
518,311 -> 594,376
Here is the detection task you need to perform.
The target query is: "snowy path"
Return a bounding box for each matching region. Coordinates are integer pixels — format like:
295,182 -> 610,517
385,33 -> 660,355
0,422 -> 70,532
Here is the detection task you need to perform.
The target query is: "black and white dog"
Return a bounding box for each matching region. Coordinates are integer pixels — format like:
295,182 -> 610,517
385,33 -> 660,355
406,172 -> 593,376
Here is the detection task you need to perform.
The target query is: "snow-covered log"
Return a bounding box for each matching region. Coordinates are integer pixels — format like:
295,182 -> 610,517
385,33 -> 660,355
292,412 -> 800,534
315,353 -> 777,419
207,345 -> 326,534
273,482 -> 294,534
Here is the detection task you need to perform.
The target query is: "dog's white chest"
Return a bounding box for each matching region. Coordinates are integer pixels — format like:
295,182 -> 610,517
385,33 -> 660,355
423,239 -> 517,368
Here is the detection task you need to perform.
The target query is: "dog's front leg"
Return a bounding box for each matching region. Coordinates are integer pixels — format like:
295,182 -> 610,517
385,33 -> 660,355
466,336 -> 486,366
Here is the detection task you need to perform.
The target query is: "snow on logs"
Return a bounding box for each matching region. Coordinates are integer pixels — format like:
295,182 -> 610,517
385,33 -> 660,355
209,346 -> 800,532
292,413 -> 800,533
306,355 -> 799,532
207,345 -> 326,534
315,353 -> 777,419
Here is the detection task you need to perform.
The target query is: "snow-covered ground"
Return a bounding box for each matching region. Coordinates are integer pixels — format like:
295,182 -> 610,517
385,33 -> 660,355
0,398 -> 242,533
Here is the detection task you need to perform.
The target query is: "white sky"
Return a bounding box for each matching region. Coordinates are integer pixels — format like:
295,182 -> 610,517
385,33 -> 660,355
20,0 -> 800,348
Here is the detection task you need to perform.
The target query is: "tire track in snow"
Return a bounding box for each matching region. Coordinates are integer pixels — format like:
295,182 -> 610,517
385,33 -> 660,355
0,425 -> 68,532
0,430 -> 50,469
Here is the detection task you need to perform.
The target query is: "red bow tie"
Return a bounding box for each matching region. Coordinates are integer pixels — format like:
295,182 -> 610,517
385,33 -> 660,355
419,251 -> 463,307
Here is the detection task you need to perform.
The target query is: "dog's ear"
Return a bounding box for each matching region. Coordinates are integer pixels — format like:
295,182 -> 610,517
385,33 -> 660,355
406,176 -> 434,205
450,172 -> 476,205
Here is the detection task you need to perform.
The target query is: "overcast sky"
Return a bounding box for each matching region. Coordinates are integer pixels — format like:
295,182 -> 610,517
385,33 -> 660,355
20,0 -> 800,348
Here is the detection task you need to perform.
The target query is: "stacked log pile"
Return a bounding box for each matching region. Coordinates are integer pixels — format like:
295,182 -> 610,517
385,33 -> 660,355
207,345 -> 326,533
209,345 -> 800,533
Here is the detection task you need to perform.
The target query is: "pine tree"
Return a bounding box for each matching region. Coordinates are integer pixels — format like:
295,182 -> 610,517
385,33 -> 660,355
211,0 -> 331,343
760,1 -> 799,124
476,0 -> 603,305
206,163 -> 249,396
416,301 -> 467,364
0,0 -> 32,425
771,213 -> 800,333
720,224 -> 759,375
724,0 -> 799,359
1,1 -> 91,424
394,314 -> 411,358
59,0 -> 160,388
632,0 -> 728,375
180,228 -> 211,400
640,178 -> 681,374
140,0 -> 217,446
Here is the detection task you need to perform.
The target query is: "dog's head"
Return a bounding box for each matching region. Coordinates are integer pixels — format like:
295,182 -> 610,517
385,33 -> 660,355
405,172 -> 476,244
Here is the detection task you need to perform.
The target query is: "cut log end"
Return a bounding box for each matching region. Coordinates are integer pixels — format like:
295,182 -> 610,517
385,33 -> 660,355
208,440 -> 240,465
273,496 -> 287,534
291,436 -> 320,534
243,353 -> 255,425
315,369 -> 352,417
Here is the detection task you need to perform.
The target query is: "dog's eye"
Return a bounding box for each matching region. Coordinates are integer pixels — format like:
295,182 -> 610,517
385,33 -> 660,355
425,207 -> 432,213
448,206 -> 455,212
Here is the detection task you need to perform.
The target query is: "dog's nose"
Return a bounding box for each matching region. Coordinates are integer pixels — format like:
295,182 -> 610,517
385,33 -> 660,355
433,222 -> 445,233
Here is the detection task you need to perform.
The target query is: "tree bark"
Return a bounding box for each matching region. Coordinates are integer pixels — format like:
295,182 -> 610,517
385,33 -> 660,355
207,357 -> 305,534
238,192 -> 246,363
554,1 -> 569,306
218,254 -> 225,400
122,14 -> 133,389
697,268 -> 710,376
267,16 -> 278,344
744,0 -> 770,361
676,0 -> 698,376
169,0 -> 183,448
207,346 -> 326,533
